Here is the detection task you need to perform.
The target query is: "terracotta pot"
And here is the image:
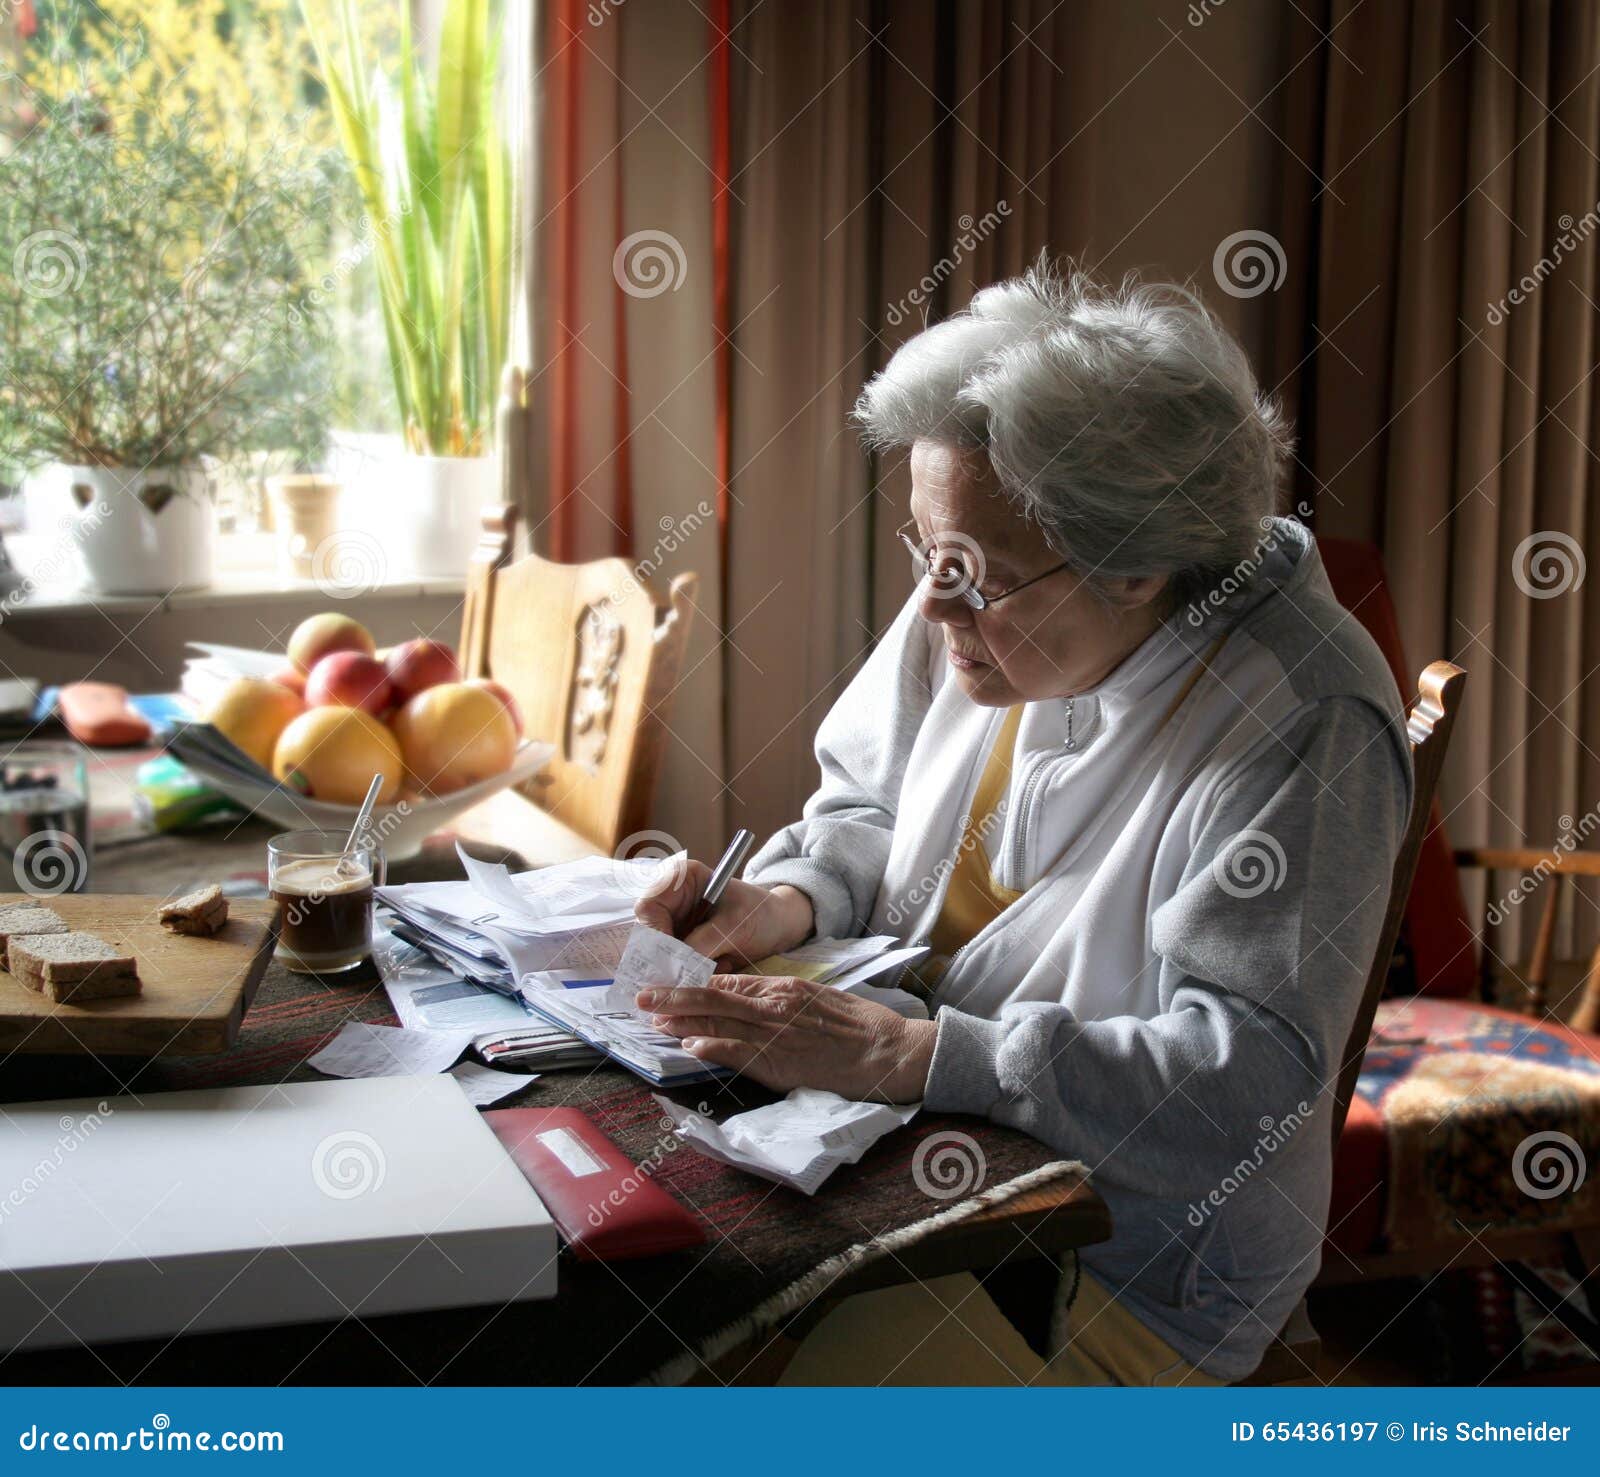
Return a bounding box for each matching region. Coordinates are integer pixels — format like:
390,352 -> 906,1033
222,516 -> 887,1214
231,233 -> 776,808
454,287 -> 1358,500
266,474 -> 342,580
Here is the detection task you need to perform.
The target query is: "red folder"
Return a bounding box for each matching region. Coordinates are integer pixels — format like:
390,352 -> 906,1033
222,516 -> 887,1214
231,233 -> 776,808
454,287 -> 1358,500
484,1107 -> 706,1262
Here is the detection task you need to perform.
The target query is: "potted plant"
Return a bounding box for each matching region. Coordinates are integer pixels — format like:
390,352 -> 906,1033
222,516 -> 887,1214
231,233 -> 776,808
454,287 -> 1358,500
0,75 -> 334,595
303,0 -> 513,578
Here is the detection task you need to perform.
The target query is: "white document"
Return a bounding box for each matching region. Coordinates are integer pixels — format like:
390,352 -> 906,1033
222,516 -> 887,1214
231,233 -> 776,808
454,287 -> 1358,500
656,1089 -> 920,1196
457,844 -> 685,924
375,925 -> 535,1032
447,1061 -> 540,1107
601,924 -> 716,1011
308,1022 -> 472,1079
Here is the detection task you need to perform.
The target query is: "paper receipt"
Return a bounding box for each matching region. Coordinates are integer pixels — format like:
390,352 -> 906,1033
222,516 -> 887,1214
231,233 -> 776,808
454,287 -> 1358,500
601,924 -> 715,1013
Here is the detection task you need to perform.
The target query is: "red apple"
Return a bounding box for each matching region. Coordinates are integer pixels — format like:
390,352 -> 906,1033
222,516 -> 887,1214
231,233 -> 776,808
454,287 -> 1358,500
287,612 -> 375,674
385,639 -> 460,703
469,677 -> 524,738
269,665 -> 306,698
305,651 -> 394,715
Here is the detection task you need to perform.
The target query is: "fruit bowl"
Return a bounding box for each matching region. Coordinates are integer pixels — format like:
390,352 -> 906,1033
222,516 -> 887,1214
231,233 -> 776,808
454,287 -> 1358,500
166,719 -> 554,861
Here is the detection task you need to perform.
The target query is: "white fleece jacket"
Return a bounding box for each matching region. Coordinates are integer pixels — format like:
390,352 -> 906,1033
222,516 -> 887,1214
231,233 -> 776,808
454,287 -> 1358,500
746,517 -> 1412,1380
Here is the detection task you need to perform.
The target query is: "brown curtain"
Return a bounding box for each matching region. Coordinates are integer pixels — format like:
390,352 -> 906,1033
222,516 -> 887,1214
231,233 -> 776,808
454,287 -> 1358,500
530,0 -> 1308,855
1284,0 -> 1600,954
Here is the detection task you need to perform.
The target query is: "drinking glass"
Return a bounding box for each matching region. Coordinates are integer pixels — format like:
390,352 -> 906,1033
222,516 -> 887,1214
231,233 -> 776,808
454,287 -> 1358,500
268,829 -> 386,975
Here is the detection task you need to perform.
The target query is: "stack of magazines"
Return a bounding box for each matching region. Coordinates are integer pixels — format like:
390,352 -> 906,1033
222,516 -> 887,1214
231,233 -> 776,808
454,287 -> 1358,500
375,846 -> 929,1087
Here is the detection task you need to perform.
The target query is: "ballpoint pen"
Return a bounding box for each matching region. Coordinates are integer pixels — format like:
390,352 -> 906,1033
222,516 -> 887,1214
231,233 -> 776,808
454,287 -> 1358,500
679,828 -> 755,938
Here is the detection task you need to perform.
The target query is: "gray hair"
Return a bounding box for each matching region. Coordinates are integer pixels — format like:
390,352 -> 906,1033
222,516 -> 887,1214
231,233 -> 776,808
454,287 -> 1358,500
854,256 -> 1291,609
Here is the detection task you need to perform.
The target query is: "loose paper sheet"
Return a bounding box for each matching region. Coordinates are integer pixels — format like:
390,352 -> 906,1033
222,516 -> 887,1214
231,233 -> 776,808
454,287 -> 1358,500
308,1022 -> 472,1079
655,1088 -> 920,1196
447,1061 -> 540,1107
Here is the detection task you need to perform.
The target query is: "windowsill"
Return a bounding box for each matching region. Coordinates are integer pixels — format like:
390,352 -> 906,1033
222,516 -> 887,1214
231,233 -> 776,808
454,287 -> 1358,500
0,531 -> 465,620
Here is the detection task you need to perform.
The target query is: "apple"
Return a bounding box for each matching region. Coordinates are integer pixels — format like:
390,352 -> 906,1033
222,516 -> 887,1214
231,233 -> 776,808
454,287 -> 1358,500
305,652 -> 394,715
288,613 -> 375,674
385,638 -> 460,703
269,665 -> 306,698
469,677 -> 524,738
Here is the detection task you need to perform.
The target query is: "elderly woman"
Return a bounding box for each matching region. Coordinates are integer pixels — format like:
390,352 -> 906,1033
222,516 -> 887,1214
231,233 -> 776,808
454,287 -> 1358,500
635,261 -> 1412,1385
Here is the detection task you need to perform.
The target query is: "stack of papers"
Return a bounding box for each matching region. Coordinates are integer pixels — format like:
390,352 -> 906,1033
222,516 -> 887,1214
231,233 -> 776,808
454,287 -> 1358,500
376,922 -> 600,1071
377,846 -> 931,1089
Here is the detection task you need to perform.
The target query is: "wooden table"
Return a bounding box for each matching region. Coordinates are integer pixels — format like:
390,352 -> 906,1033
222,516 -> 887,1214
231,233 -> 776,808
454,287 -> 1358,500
0,764 -> 1111,1384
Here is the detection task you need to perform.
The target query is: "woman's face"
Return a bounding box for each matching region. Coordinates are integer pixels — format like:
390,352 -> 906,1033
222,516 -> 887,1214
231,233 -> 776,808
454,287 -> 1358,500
907,440 -> 1169,707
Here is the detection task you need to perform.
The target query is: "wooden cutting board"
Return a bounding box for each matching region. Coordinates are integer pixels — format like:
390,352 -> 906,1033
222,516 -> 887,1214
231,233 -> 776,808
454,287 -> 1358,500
0,893 -> 280,1056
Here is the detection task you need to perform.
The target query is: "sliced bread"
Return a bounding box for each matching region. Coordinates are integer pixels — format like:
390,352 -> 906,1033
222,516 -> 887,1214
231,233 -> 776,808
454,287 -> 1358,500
10,931 -> 140,999
158,884 -> 228,936
0,903 -> 70,972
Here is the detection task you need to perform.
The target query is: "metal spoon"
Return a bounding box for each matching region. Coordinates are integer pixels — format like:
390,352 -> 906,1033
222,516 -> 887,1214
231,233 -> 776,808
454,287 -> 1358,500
337,773 -> 385,877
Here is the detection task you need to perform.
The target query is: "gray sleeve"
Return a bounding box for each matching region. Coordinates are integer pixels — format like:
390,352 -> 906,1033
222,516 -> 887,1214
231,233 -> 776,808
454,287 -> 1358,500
745,598 -> 936,939
923,697 -> 1411,1197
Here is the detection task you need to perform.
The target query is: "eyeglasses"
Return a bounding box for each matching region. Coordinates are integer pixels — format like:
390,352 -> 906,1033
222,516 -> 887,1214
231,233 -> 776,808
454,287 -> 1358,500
896,520 -> 1075,611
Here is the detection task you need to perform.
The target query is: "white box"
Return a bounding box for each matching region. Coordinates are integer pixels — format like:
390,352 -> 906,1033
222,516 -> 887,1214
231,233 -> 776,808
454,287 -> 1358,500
0,1075 -> 557,1351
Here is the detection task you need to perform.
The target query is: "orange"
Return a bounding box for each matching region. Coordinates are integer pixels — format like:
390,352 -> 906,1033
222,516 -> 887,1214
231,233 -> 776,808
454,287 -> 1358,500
390,682 -> 516,796
206,677 -> 306,771
272,706 -> 403,806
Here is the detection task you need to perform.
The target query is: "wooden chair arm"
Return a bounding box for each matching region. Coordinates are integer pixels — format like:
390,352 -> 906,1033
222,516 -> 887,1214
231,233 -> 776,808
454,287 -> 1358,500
1454,846 -> 1600,877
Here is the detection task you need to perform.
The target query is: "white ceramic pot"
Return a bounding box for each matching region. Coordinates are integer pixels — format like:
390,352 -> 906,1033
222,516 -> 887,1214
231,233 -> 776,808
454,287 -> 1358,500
61,463 -> 215,595
393,453 -> 501,578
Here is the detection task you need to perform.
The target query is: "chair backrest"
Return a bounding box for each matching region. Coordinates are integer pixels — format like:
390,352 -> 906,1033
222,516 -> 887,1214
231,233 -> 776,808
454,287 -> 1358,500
1329,659 -> 1468,1146
1318,536 -> 1478,999
457,503 -> 697,854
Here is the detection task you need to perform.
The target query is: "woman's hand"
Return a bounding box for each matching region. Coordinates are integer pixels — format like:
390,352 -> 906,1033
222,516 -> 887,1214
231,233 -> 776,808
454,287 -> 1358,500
633,860 -> 814,969
636,975 -> 937,1103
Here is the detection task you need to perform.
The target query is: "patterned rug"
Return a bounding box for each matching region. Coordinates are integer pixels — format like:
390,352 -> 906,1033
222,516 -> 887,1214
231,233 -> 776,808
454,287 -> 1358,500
0,945 -> 1087,1386
1360,999 -> 1600,1250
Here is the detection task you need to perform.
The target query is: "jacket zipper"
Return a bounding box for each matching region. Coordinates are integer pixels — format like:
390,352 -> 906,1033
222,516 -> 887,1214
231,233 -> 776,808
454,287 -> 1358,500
940,701 -> 1084,980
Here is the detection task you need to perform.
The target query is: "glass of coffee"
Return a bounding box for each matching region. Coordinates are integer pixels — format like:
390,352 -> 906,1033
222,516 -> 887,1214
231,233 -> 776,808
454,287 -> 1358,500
268,830 -> 385,975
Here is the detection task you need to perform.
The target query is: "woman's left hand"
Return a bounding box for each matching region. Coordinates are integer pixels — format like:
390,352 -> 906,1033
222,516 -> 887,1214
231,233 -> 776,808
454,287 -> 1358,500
636,976 -> 937,1103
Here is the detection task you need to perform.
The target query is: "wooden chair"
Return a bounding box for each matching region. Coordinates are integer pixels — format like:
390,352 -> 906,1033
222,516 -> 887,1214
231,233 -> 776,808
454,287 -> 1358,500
451,502 -> 697,865
1244,658 -> 1468,1383
1311,538 -> 1600,1376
